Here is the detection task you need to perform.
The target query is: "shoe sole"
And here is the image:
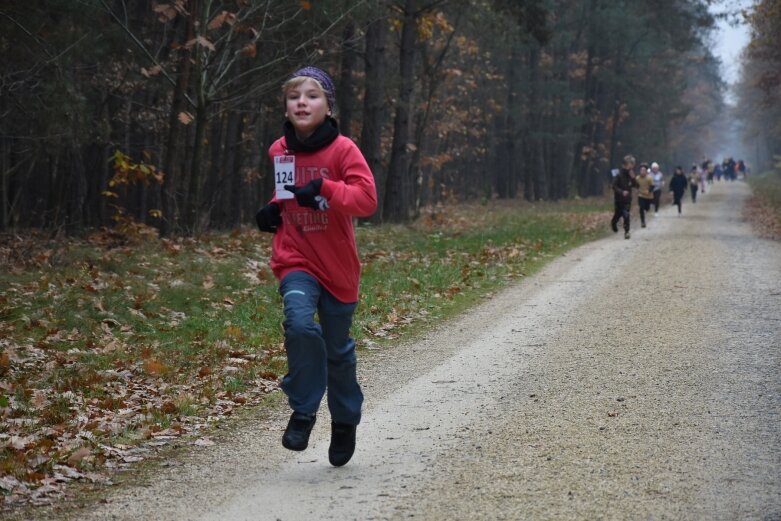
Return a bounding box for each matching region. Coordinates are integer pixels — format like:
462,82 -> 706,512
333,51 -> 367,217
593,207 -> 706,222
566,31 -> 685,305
328,448 -> 355,467
329,424 -> 356,466
282,438 -> 309,451
282,416 -> 316,451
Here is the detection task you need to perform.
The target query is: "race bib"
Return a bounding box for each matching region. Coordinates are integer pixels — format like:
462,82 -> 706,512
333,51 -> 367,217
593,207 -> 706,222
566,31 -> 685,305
274,155 -> 295,199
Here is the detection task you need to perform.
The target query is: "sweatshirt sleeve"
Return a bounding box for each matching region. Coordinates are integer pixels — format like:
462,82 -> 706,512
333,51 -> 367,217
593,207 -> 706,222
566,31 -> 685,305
319,141 -> 378,217
611,176 -> 622,196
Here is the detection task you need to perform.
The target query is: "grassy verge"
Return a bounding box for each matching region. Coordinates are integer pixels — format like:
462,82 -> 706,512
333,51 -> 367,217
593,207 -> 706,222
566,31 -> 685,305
745,169 -> 781,240
0,197 -> 610,512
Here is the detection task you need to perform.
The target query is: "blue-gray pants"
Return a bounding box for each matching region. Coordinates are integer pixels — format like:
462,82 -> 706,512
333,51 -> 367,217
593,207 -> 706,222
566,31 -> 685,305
278,271 -> 362,425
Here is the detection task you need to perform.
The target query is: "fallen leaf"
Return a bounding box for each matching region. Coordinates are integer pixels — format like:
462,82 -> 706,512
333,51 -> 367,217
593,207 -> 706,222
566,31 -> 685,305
224,325 -> 242,338
32,391 -> 48,410
67,447 -> 91,466
188,36 -> 216,52
194,437 -> 215,447
122,455 -> 144,463
53,465 -> 84,481
0,475 -> 22,492
207,10 -> 236,30
161,401 -> 177,414
101,338 -> 122,353
6,435 -> 36,451
143,359 -> 167,375
153,4 -> 177,22
140,65 -> 162,78
162,239 -> 181,254
240,42 -> 256,58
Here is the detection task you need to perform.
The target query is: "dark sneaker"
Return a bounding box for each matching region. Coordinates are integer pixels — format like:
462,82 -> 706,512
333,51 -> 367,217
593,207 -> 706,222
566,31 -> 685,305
641,222 -> 646,228
624,231 -> 631,239
328,422 -> 357,467
611,222 -> 618,233
282,412 -> 316,451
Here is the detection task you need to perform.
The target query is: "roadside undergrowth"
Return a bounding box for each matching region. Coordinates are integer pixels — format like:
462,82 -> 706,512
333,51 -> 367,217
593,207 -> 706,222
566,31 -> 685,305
745,170 -> 781,240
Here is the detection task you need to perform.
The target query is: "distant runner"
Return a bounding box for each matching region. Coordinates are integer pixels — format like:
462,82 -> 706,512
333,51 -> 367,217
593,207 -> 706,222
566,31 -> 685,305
636,163 -> 654,228
670,166 -> 688,215
651,162 -> 664,214
611,155 -> 639,239
689,165 -> 700,203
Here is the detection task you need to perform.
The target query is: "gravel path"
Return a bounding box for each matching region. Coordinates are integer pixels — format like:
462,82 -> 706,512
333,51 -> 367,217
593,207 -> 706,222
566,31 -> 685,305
80,181 -> 780,521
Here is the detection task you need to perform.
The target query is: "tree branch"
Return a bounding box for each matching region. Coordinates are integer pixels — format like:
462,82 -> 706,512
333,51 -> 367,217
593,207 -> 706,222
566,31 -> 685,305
98,0 -> 196,108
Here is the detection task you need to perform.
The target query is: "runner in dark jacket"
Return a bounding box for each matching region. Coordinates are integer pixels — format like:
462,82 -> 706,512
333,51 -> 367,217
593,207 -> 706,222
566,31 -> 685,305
669,166 -> 688,215
610,155 -> 639,239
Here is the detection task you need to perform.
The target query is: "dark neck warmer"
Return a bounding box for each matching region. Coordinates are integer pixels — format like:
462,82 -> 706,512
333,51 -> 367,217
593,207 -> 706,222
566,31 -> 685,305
283,117 -> 340,153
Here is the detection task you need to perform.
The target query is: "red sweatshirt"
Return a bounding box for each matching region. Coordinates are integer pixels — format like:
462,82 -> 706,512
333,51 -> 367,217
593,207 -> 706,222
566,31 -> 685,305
268,135 -> 377,303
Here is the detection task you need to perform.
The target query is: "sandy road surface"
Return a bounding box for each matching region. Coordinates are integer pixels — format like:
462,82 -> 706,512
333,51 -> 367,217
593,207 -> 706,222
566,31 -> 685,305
79,181 -> 780,521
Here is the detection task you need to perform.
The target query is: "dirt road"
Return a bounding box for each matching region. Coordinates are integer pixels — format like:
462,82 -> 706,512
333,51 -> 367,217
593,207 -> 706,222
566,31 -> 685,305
81,181 -> 780,521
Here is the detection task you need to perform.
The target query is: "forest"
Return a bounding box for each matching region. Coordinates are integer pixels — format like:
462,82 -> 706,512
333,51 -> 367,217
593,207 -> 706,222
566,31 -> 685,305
0,0 -> 777,235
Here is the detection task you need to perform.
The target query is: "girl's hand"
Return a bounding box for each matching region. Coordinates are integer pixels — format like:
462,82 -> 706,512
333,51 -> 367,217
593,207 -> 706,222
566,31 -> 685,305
285,179 -> 329,211
255,203 -> 281,233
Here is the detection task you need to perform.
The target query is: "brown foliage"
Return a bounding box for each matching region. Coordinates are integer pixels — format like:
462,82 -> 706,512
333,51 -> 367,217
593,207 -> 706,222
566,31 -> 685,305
743,194 -> 781,240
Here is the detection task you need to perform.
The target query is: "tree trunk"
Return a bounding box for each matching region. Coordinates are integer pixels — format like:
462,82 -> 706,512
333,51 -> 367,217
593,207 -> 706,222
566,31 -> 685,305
225,110 -> 244,228
337,21 -> 357,139
160,11 -> 194,236
69,146 -> 87,233
47,153 -> 64,230
607,96 -> 622,173
205,112 -> 226,226
0,135 -> 8,230
410,12 -> 460,214
572,0 -> 604,197
496,44 -> 519,199
360,12 -> 388,223
184,101 -> 209,233
549,49 -> 570,200
183,0 -> 210,235
383,0 -> 417,222
528,45 -> 546,200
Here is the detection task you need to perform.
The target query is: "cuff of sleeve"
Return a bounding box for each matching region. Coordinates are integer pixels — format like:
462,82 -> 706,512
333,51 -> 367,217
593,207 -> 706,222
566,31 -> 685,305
319,178 -> 336,199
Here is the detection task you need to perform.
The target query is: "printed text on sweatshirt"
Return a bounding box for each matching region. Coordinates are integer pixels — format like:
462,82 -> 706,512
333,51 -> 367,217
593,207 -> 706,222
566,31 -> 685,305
268,135 -> 377,303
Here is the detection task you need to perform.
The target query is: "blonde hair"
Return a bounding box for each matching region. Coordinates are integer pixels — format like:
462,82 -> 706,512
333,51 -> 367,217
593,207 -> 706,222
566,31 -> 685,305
282,76 -> 326,97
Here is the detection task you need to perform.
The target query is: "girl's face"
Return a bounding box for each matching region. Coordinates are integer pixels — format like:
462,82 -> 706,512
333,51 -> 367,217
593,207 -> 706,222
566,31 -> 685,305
285,78 -> 330,138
